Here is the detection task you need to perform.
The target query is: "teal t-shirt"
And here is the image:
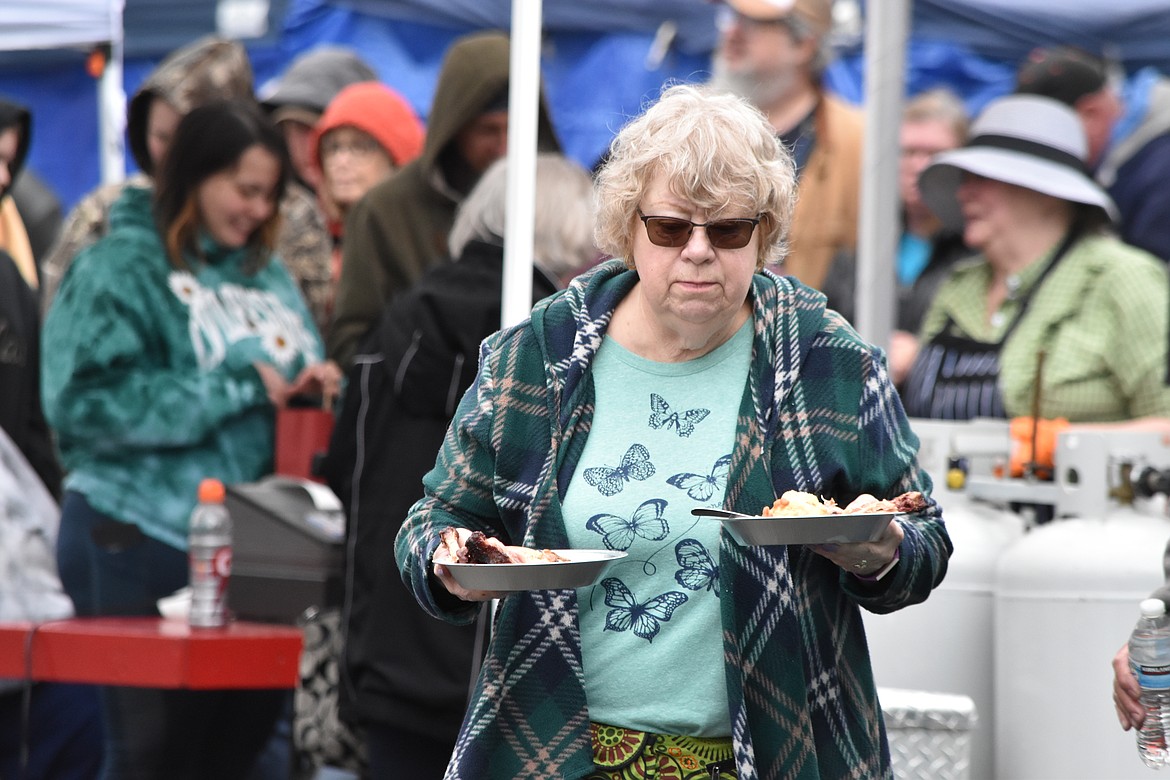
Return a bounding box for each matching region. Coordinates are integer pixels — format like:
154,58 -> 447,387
897,231 -> 931,286
563,320 -> 752,737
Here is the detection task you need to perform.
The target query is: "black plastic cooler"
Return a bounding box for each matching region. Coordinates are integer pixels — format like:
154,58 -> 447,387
224,476 -> 345,624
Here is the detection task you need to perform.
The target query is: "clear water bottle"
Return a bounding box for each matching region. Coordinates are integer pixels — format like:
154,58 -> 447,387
1129,597 -> 1170,769
188,478 -> 233,628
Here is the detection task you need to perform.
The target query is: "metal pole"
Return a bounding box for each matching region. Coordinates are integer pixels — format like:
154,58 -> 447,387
854,0 -> 908,348
501,0 -> 542,328
98,0 -> 126,185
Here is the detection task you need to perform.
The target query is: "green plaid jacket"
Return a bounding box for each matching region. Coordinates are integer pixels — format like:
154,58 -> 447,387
396,260 -> 951,779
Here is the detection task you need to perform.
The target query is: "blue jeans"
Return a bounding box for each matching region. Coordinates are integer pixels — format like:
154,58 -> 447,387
56,491 -> 284,780
0,683 -> 103,780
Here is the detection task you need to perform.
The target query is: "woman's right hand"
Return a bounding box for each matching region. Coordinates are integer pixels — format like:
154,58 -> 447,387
1114,643 -> 1146,730
431,527 -> 508,602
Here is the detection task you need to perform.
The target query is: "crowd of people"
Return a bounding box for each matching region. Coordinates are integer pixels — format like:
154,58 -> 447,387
2,0 -> 1170,777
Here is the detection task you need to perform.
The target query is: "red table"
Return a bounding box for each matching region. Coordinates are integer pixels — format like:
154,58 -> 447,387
0,617 -> 302,689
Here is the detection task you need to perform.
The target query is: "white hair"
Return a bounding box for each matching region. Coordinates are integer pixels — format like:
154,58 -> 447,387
448,153 -> 597,279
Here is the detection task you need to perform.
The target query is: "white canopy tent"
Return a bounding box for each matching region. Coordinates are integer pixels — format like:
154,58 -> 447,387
0,0 -> 126,185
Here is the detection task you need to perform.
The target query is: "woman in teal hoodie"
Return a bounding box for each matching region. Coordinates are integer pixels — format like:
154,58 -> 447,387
42,100 -> 335,779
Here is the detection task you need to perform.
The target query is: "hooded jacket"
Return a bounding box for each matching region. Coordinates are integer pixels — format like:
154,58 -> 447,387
260,46 -> 378,127
126,36 -> 253,177
0,99 -> 30,198
40,37 -> 255,311
0,98 -> 36,289
327,31 -> 561,368
395,261 -> 950,778
42,186 -> 323,551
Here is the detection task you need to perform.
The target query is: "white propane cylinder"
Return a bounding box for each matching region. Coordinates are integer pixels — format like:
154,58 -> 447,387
865,419 -> 1024,780
994,507 -> 1170,779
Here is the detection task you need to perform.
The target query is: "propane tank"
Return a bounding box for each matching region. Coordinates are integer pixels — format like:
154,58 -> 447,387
865,419 -> 1023,780
993,503 -> 1169,778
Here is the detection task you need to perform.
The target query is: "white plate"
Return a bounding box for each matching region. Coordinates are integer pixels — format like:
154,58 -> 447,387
443,549 -> 627,592
692,509 -> 897,546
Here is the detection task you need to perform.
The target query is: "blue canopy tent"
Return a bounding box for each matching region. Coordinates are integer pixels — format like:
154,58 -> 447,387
0,1 -> 125,205
4,0 -> 1170,216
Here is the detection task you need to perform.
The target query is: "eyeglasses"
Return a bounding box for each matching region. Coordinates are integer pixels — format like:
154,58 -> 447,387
319,134 -> 383,160
716,6 -> 797,34
637,209 -> 761,249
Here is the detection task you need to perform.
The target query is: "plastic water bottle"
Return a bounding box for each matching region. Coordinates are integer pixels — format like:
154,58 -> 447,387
188,478 -> 233,628
1129,597 -> 1170,768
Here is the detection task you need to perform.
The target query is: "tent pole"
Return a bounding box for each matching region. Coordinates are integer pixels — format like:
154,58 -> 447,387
98,0 -> 127,185
854,0 -> 908,351
501,0 -> 542,328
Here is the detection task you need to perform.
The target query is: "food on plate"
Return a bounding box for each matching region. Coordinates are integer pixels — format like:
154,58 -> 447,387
762,490 -> 842,517
439,528 -> 569,565
761,490 -> 926,517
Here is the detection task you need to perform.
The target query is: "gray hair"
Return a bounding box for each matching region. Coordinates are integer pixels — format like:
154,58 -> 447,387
594,83 -> 797,270
784,12 -> 833,81
448,153 -> 597,280
903,87 -> 970,141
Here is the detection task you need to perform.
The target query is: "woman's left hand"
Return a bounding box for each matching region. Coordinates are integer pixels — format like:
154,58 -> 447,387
288,360 -> 344,407
811,517 -> 905,577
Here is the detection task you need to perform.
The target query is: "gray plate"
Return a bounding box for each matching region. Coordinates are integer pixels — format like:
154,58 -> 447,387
444,550 -> 627,592
692,509 -> 897,546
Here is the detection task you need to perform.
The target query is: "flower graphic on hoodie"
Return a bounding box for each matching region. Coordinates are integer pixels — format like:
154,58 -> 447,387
168,271 -> 199,305
261,327 -> 297,369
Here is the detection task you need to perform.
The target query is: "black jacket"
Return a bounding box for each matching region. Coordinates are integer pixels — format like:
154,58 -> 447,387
322,240 -> 560,738
0,251 -> 61,498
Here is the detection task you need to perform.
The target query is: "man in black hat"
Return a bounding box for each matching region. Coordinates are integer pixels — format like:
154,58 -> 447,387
1016,45 -> 1170,263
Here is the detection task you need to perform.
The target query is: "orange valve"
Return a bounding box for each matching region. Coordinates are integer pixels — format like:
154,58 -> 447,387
1009,416 -> 1069,479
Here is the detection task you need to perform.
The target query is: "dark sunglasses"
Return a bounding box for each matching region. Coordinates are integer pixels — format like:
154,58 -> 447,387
637,209 -> 761,250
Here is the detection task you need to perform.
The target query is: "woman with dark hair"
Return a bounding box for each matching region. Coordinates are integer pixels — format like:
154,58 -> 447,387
42,100 -> 336,779
152,100 -> 291,271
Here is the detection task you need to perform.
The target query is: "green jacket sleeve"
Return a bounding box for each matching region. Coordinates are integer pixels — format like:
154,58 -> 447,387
395,340 -> 505,625
843,346 -> 951,612
1099,256 -> 1170,418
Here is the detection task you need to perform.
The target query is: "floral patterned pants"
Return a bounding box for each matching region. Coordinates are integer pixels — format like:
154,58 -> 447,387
585,721 -> 737,779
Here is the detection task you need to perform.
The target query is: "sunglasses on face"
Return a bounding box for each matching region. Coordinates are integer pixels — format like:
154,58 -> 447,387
637,209 -> 762,250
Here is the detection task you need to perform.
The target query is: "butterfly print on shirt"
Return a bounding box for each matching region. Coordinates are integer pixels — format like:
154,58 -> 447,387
583,443 -> 656,497
648,393 -> 710,437
600,577 -> 688,642
586,499 -> 670,551
667,453 -> 732,502
674,538 -> 719,596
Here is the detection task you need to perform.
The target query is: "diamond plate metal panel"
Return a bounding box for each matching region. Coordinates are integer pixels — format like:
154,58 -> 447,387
881,687 -> 976,780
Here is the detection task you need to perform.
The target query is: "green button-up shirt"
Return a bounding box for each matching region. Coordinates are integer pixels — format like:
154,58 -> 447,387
918,232 -> 1170,422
